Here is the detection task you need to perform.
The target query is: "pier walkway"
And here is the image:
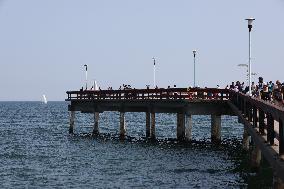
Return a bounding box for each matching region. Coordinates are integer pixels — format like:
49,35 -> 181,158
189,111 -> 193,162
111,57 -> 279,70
66,88 -> 284,187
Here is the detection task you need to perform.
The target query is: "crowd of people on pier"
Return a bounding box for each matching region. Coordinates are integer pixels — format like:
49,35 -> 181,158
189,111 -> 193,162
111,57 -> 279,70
228,77 -> 284,106
80,76 -> 284,107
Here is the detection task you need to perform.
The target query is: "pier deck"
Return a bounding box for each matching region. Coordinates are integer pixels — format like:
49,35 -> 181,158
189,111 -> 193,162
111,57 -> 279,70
66,87 -> 284,187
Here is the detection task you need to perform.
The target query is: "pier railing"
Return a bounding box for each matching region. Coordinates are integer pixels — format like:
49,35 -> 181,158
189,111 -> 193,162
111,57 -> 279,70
66,88 -> 230,101
229,91 -> 284,157
66,88 -> 284,156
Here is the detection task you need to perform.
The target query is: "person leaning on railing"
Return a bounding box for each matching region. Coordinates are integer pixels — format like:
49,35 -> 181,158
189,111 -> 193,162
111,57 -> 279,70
260,85 -> 271,101
271,80 -> 284,106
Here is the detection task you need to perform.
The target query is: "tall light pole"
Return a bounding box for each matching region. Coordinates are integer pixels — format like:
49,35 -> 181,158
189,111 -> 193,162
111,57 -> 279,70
193,50 -> 197,87
84,64 -> 88,90
153,57 -> 156,88
245,18 -> 255,96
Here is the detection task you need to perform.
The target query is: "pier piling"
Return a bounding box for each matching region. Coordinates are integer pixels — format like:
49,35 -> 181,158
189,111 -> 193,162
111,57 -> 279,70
150,113 -> 156,139
120,112 -> 126,139
177,113 -> 185,141
93,112 -> 100,135
242,127 -> 250,151
185,114 -> 192,141
211,115 -> 221,143
251,145 -> 262,169
146,112 -> 150,138
274,173 -> 284,189
69,111 -> 75,134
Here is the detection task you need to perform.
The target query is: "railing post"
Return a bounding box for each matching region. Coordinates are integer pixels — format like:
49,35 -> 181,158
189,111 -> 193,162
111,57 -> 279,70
243,99 -> 246,115
246,102 -> 250,120
267,114 -> 274,145
279,118 -> 284,156
250,104 -> 253,122
253,106 -> 258,128
238,95 -> 242,110
259,110 -> 265,135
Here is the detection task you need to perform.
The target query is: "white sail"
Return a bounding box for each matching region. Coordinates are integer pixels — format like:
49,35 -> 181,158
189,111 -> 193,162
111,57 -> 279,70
42,94 -> 47,104
94,80 -> 99,91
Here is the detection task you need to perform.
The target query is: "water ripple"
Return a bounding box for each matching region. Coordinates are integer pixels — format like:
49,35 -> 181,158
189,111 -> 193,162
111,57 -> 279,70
0,102 -> 272,188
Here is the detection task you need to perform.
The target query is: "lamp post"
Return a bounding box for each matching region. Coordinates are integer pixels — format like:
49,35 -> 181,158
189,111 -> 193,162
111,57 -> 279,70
193,50 -> 197,87
245,18 -> 255,96
153,57 -> 156,88
84,64 -> 88,90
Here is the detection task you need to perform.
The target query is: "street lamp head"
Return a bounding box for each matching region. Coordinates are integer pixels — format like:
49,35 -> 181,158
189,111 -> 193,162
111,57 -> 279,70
245,18 -> 255,32
193,50 -> 197,57
84,64 -> 88,71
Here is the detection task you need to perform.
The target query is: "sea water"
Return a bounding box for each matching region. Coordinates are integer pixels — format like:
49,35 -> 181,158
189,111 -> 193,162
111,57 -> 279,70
0,102 -> 273,188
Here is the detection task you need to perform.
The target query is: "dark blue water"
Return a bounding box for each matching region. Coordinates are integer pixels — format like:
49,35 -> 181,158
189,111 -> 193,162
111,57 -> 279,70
0,102 -> 272,188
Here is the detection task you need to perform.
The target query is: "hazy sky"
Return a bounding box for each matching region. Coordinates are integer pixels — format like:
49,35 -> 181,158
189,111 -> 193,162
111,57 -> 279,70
0,0 -> 284,101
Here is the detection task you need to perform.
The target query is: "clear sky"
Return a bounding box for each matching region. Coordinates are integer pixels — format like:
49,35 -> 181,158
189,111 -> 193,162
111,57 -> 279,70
0,0 -> 284,101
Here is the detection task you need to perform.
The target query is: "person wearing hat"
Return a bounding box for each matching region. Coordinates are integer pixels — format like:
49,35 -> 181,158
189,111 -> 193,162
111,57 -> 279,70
273,83 -> 283,106
261,84 -> 271,101
257,76 -> 264,99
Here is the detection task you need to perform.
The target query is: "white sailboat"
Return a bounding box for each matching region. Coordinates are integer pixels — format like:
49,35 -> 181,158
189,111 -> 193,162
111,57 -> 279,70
94,80 -> 99,91
42,94 -> 47,104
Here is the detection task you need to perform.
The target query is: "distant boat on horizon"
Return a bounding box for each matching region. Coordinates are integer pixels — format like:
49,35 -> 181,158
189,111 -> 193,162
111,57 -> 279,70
42,94 -> 47,104
94,80 -> 99,91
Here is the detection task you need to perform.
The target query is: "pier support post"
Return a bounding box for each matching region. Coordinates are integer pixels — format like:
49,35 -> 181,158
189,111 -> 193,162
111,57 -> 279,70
211,114 -> 221,143
146,112 -> 150,138
92,112 -> 100,135
150,113 -> 156,139
273,173 -> 284,189
177,113 -> 185,141
69,111 -> 75,134
251,145 -> 261,169
120,112 -> 126,139
185,114 -> 192,141
242,126 -> 250,151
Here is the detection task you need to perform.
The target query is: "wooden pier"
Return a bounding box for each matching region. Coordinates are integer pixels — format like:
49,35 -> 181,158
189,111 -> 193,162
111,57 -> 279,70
66,87 -> 284,188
